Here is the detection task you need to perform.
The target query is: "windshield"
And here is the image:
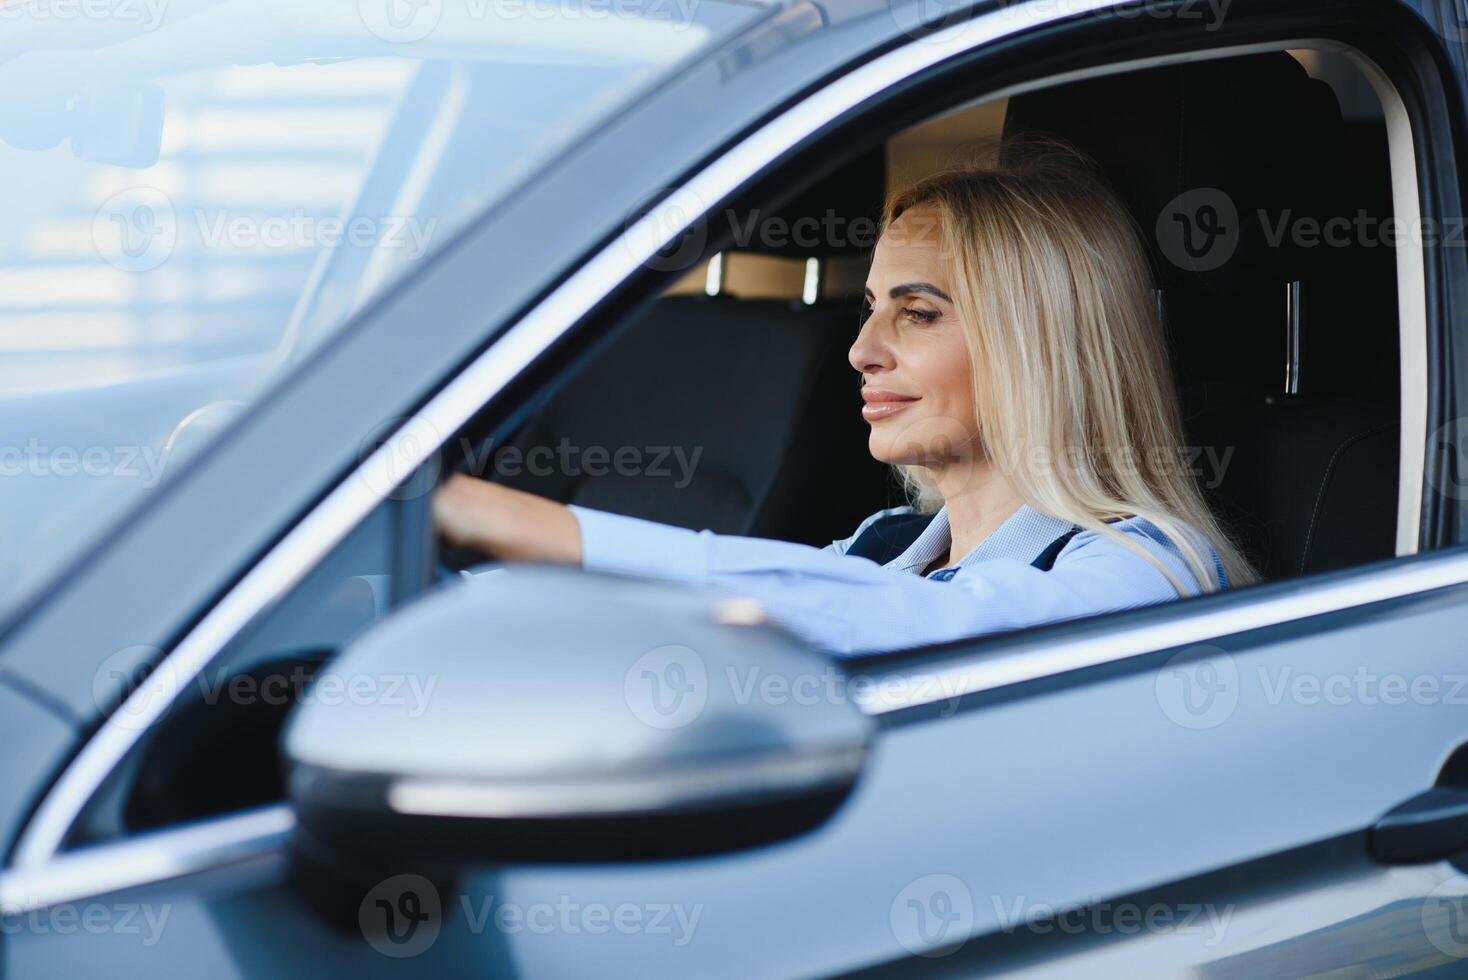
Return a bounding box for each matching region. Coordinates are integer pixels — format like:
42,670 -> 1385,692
0,0 -> 757,619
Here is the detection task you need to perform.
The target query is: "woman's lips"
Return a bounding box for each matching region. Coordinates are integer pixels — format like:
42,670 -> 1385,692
860,388 -> 920,421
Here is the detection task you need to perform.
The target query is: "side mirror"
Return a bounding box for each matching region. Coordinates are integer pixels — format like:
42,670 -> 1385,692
282,566 -> 872,866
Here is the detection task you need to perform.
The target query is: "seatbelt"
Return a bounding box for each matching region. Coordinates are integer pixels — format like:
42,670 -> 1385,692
844,511 -> 1081,573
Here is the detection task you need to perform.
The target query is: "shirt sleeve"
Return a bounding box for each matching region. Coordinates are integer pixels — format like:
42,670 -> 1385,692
568,504 -> 1195,657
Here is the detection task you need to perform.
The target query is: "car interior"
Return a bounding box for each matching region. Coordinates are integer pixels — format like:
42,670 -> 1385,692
483,47 -> 1404,583
75,45 -> 1411,841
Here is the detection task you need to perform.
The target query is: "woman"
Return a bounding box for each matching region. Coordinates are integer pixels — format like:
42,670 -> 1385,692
432,144 -> 1258,656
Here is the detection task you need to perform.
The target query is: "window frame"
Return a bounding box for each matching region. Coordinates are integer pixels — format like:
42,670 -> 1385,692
4,0 -> 1461,906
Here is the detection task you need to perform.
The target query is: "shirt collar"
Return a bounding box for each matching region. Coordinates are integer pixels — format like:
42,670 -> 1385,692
887,503 -> 1078,575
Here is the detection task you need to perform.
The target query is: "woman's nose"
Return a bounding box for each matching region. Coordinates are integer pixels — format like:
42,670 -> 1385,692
848,316 -> 895,375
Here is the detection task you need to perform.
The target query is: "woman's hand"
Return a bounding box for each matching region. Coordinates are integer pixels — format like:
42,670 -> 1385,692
431,473 -> 583,565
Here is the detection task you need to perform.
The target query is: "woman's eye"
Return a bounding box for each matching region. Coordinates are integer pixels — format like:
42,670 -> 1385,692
901,306 -> 939,323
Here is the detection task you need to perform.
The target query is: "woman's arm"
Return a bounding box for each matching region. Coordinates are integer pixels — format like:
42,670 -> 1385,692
433,474 -> 583,564
570,502 -> 1189,656
433,475 -> 1194,657
431,474 -> 878,564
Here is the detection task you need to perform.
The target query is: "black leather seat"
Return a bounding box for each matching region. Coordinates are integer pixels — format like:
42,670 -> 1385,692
493,147 -> 892,547
1004,52 -> 1401,579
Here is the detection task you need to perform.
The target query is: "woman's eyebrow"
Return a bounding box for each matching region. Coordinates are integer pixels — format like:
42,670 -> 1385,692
886,281 -> 957,300
863,282 -> 953,303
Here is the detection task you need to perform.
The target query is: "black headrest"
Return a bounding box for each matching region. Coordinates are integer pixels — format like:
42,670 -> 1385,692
1003,53 -> 1350,391
730,143 -> 886,259
1004,52 -> 1346,296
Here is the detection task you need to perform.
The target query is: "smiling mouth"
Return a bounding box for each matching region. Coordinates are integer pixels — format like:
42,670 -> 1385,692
860,389 -> 920,422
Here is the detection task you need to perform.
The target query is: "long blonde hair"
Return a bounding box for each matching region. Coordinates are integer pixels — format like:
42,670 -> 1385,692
883,141 -> 1258,593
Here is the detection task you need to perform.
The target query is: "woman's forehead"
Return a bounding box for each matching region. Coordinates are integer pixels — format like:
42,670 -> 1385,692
871,209 -> 948,284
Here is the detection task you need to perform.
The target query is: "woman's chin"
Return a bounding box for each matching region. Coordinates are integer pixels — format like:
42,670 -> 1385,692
866,437 -> 921,467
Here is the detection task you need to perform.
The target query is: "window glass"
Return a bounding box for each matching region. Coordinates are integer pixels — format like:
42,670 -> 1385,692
0,0 -> 751,620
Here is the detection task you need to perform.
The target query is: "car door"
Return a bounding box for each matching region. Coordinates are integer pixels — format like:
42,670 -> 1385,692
7,0 -> 1468,978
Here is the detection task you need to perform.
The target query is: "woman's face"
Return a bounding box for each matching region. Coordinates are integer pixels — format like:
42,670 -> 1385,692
850,204 -> 980,468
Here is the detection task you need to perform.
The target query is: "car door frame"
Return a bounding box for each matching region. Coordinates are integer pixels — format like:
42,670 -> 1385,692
4,0 -> 1466,935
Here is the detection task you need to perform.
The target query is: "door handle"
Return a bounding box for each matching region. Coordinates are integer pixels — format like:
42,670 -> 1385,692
1369,787 -> 1468,865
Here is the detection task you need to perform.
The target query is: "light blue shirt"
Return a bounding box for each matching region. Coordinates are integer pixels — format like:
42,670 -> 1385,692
566,502 -> 1226,657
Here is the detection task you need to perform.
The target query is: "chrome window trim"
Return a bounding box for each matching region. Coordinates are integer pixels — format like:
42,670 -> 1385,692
0,804 -> 291,914
4,1 -> 1439,885
851,549 -> 1468,715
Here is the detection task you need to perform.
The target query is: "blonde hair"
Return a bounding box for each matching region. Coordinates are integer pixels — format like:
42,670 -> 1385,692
881,140 -> 1258,593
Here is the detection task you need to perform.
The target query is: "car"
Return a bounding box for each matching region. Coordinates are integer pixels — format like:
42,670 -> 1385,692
3,0 -> 1468,975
